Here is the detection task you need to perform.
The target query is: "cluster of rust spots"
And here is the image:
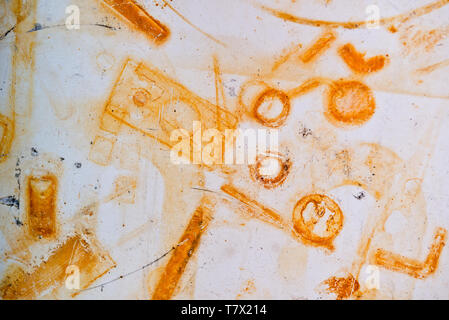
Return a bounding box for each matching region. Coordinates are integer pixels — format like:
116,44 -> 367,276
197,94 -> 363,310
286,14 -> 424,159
373,227 -> 448,279
338,43 -> 387,74
292,194 -> 343,250
152,197 -> 214,300
27,174 -> 58,239
325,80 -> 376,126
101,0 -> 170,44
322,274 -> 360,300
0,235 -> 115,299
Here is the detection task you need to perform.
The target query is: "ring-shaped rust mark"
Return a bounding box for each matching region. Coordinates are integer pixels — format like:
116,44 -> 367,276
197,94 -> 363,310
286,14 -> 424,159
292,194 -> 343,250
253,88 -> 291,128
249,152 -> 291,189
132,88 -> 151,107
325,80 -> 375,126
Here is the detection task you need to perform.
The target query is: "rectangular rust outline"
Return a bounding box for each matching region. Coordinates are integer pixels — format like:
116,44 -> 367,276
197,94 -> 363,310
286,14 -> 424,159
101,0 -> 170,44
0,234 -> 116,299
99,59 -> 238,148
27,174 -> 58,239
152,198 -> 214,300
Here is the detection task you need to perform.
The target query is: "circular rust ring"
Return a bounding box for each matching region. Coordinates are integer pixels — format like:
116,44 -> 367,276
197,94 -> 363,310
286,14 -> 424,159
249,152 -> 291,189
325,80 -> 375,126
292,194 -> 343,248
253,88 -> 291,128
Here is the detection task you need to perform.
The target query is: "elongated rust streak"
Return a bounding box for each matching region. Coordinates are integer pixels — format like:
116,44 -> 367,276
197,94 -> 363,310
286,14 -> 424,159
260,0 -> 449,29
299,31 -> 336,63
27,175 -> 58,239
0,114 -> 14,162
415,58 -> 449,74
160,0 -> 226,47
0,234 -> 116,299
287,78 -> 324,99
373,227 -> 447,279
152,198 -> 215,300
102,0 -> 170,44
221,184 -> 284,228
338,43 -> 386,74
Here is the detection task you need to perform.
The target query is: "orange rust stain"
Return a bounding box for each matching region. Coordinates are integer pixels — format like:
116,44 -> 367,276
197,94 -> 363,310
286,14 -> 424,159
0,234 -> 115,299
287,78 -> 324,99
89,135 -> 116,166
322,274 -> 360,300
90,59 -> 238,166
325,80 -> 376,126
249,152 -> 291,189
261,0 -> 449,29
373,227 -> 447,279
401,26 -> 449,55
152,198 -> 215,300
101,0 -> 170,44
292,194 -> 343,250
252,88 -> 291,128
107,175 -> 137,203
415,58 -> 449,74
271,43 -> 303,72
236,279 -> 256,299
221,184 -> 284,228
0,114 -> 14,163
338,43 -> 387,74
27,174 -> 58,239
299,31 -> 336,64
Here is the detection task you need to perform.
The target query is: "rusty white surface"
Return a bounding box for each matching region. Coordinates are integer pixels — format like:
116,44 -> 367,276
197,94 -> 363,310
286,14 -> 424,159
0,0 -> 449,299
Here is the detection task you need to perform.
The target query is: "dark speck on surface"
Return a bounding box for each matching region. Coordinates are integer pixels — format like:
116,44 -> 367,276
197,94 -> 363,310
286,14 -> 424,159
353,191 -> 366,200
0,195 -> 20,209
74,162 -> 82,168
31,147 -> 38,156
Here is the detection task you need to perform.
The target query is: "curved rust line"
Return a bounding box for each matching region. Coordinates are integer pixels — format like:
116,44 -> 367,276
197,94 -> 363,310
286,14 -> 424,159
161,0 -> 226,47
260,0 -> 449,29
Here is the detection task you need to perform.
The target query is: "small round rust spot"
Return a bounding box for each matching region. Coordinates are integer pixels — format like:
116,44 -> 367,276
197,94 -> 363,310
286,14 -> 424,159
132,88 -> 151,107
253,89 -> 291,128
325,80 -> 375,126
292,194 -> 343,249
249,152 -> 291,189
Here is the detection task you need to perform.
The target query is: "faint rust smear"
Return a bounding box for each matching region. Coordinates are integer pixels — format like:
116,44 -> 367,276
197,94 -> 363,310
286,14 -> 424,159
325,80 -> 376,126
271,43 -> 302,72
0,234 -> 116,299
292,194 -> 343,251
160,0 -> 226,47
221,184 -> 284,228
152,197 -> 215,300
101,0 -> 170,44
27,174 -> 58,239
106,175 -> 137,203
373,227 -> 447,279
0,114 -> 14,163
338,43 -> 387,74
401,26 -> 449,56
299,31 -> 336,64
415,58 -> 449,74
260,0 -> 449,29
322,274 -> 360,300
